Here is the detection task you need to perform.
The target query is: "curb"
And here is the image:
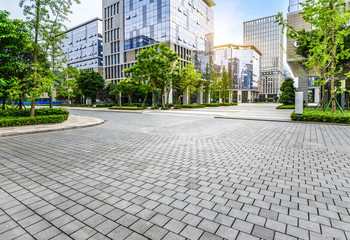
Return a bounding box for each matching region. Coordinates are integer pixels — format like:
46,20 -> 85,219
0,118 -> 105,137
64,107 -> 144,114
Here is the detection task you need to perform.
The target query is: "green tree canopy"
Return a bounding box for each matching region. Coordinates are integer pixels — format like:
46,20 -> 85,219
20,0 -> 81,116
277,0 -> 350,112
279,77 -> 296,105
77,71 -> 105,104
0,11 -> 31,110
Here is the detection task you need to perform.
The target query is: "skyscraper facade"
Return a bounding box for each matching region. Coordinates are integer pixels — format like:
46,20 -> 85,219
243,15 -> 283,99
214,44 -> 261,102
61,18 -> 104,75
102,0 -> 215,85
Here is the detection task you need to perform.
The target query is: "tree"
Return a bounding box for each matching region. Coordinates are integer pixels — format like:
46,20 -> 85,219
277,0 -> 350,112
77,71 -> 105,104
0,11 -> 31,110
220,66 -> 230,103
117,80 -> 138,104
125,43 -> 179,108
20,0 -> 81,117
55,66 -> 81,104
173,63 -> 202,104
203,63 -> 215,103
279,78 -> 296,105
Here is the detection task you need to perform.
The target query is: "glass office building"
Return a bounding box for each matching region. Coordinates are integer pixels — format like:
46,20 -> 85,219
103,0 -> 215,84
243,15 -> 283,98
61,18 -> 104,75
214,44 -> 261,102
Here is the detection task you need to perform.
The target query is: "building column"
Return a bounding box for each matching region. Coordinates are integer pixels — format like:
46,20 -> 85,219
238,90 -> 242,103
298,63 -> 309,105
229,90 -> 233,103
166,88 -> 173,105
248,91 -> 252,103
183,88 -> 190,105
196,87 -> 203,104
314,87 -> 320,104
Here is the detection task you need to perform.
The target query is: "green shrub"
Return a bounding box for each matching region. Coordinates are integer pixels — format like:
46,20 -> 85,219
204,103 -> 221,107
220,103 -> 238,106
109,106 -> 144,110
0,108 -> 69,117
181,104 -> 206,108
277,105 -> 295,109
291,109 -> 350,124
96,103 -> 116,108
174,105 -> 181,109
0,115 -> 69,128
151,106 -> 160,109
161,107 -> 170,110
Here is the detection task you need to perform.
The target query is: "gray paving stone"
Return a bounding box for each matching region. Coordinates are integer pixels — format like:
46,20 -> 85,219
164,219 -> 186,234
180,225 -> 204,240
144,225 -> 168,240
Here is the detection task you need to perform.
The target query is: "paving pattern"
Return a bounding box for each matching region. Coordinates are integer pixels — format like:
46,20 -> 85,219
0,108 -> 350,240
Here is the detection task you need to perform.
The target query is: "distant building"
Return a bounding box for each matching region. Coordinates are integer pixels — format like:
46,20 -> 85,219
243,15 -> 284,100
102,0 -> 215,89
283,65 -> 293,81
61,18 -> 104,75
214,44 -> 261,103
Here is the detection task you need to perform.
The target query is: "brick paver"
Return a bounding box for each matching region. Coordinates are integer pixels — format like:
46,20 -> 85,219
0,108 -> 349,239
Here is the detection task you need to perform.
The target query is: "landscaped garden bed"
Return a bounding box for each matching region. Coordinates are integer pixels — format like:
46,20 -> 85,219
291,109 -> 350,124
277,105 -> 295,109
109,106 -> 144,110
0,108 -> 69,127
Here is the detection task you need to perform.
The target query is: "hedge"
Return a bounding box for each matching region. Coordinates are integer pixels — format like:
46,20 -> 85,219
109,106 -> 144,110
277,105 -> 295,109
0,108 -> 69,117
180,104 -> 206,108
204,103 -> 221,107
220,103 -> 238,106
0,115 -> 69,127
291,109 -> 350,124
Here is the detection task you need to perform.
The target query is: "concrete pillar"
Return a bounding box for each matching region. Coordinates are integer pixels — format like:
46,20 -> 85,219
183,88 -> 190,105
314,87 -> 320,104
229,90 -> 233,103
196,87 -> 203,104
298,63 -> 309,105
238,90 -> 242,103
166,88 -> 173,105
341,80 -> 346,110
248,91 -> 252,103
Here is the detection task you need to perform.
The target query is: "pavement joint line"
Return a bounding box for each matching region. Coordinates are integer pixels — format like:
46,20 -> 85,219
215,116 -> 292,123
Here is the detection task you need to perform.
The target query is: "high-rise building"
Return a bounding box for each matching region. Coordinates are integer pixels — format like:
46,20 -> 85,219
214,44 -> 261,103
61,18 -> 104,75
102,0 -> 215,85
243,15 -> 284,99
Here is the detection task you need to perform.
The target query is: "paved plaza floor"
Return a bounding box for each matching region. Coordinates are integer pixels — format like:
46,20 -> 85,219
0,104 -> 349,240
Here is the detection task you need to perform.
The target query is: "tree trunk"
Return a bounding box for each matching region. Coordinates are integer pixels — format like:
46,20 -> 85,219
30,0 -> 41,117
152,91 -> 155,107
161,90 -> 165,108
177,93 -> 182,104
321,83 -> 326,109
19,97 -> 23,110
128,95 -> 132,105
331,0 -> 336,113
2,98 -> 5,110
142,93 -> 148,108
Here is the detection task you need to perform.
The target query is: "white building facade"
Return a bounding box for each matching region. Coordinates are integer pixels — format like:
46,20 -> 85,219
214,44 -> 261,103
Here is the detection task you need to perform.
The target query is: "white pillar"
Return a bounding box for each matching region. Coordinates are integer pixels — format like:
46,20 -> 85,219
248,91 -> 252,103
314,87 -> 320,104
183,88 -> 190,105
196,87 -> 203,104
229,90 -> 232,103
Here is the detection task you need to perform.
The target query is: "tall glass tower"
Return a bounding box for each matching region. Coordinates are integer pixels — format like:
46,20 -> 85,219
243,15 -> 284,98
102,0 -> 215,85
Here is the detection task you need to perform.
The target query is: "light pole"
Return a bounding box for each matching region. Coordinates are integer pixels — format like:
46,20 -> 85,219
119,91 -> 122,109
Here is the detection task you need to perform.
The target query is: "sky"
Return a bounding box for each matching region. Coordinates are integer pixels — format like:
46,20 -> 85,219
1,0 -> 289,46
